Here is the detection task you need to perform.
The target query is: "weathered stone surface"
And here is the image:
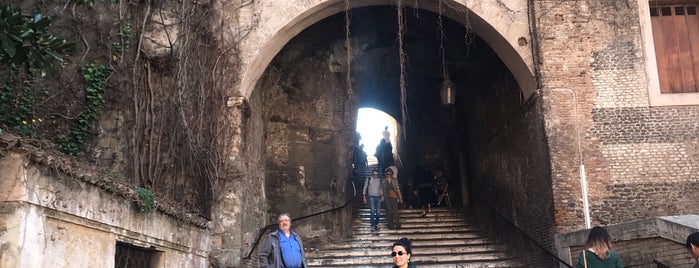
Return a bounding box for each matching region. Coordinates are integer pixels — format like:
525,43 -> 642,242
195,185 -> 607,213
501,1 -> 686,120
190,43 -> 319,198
0,152 -> 210,268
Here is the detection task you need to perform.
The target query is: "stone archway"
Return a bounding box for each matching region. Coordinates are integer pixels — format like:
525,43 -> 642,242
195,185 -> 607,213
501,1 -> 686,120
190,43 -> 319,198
215,1 -> 540,266
235,0 -> 536,102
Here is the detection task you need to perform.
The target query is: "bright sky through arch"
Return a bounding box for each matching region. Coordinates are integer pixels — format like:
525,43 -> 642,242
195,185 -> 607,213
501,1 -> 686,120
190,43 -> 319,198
356,108 -> 397,161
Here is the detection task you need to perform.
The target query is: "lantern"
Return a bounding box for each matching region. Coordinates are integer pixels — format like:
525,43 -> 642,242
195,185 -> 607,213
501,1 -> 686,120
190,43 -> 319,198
440,76 -> 456,106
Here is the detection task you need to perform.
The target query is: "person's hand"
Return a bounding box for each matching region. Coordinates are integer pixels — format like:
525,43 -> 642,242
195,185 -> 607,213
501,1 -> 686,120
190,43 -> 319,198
380,195 -> 384,202
399,199 -> 403,204
363,196 -> 367,204
413,190 -> 418,196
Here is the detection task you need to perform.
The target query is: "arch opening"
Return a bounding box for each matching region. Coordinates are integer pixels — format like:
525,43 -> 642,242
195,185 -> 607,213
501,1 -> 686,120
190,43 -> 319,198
356,107 -> 399,165
246,3 -> 553,252
240,0 -> 536,102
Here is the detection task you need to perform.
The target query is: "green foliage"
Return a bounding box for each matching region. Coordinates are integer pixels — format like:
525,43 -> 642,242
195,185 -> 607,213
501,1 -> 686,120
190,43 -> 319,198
58,64 -> 111,155
108,169 -> 124,178
71,0 -> 120,8
0,5 -> 75,76
112,20 -> 132,61
0,68 -> 47,137
70,0 -> 100,7
0,6 -> 72,138
135,186 -> 156,213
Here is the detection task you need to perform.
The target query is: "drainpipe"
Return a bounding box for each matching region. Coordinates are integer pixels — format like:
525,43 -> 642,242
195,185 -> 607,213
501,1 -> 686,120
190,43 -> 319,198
529,0 -> 590,228
550,88 -> 590,229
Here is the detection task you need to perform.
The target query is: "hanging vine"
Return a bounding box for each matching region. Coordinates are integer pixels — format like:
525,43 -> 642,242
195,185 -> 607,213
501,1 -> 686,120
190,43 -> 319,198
438,0 -> 448,82
396,0 -> 409,135
125,0 -> 249,218
344,0 -> 352,99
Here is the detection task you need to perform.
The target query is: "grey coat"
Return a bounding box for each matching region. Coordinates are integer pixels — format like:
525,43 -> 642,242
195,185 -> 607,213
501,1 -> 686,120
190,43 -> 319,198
259,229 -> 308,268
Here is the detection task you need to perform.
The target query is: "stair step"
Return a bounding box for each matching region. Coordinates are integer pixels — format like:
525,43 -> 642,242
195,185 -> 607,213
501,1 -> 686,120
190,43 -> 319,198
352,226 -> 477,234
305,244 -> 504,258
307,200 -> 523,267
355,207 -> 460,214
352,217 -> 466,223
307,251 -> 513,266
311,238 -> 495,250
305,259 -> 524,268
349,232 -> 481,242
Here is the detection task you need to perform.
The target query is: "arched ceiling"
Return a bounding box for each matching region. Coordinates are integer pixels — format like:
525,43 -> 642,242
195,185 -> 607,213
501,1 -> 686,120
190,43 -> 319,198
238,0 -> 536,103
272,6 -> 514,122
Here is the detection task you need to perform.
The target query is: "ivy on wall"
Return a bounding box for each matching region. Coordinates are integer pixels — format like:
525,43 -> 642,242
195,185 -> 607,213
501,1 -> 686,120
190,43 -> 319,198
57,64 -> 112,155
135,186 -> 156,213
0,5 -> 74,137
1,0 -> 247,217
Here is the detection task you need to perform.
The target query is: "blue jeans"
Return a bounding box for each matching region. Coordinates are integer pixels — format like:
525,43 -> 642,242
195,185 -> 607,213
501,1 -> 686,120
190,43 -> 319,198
368,195 -> 381,227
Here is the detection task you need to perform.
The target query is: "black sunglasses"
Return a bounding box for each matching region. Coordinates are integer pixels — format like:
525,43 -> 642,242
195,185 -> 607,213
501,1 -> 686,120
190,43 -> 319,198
391,251 -> 407,257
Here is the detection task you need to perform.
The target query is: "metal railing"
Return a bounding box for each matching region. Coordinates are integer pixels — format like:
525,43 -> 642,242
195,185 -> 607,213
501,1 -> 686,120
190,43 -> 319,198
473,196 -> 573,268
243,180 -> 358,260
653,259 -> 671,268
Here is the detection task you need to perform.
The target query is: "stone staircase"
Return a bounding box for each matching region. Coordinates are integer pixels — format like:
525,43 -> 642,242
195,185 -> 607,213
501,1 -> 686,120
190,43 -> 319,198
305,206 -> 524,267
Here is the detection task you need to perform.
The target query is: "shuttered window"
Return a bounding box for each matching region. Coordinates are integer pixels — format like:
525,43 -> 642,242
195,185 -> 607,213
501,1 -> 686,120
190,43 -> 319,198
650,3 -> 699,93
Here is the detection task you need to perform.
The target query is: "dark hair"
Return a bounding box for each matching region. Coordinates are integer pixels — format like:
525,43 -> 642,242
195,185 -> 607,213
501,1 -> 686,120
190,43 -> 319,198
687,232 -> 699,249
392,237 -> 412,254
585,226 -> 612,259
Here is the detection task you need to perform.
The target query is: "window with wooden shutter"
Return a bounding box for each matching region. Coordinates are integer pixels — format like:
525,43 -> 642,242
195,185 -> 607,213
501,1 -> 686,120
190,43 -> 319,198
649,3 -> 699,93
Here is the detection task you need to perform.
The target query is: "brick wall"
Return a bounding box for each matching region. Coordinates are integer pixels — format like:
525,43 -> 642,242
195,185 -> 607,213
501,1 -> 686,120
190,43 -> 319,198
538,0 -> 699,234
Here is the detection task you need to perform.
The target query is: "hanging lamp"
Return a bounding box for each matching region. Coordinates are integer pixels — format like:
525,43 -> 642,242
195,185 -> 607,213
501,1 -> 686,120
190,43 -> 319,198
437,0 -> 455,106
440,74 -> 455,106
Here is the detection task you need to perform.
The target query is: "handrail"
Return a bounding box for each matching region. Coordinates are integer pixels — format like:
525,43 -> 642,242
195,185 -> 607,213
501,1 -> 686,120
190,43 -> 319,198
653,259 -> 671,268
243,180 -> 358,260
475,195 -> 573,268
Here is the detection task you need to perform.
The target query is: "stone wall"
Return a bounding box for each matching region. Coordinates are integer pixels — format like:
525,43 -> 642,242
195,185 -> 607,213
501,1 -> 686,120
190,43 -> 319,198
209,90 -> 268,266
255,39 -> 356,246
0,150 -> 210,268
469,94 -> 556,249
537,0 -> 699,233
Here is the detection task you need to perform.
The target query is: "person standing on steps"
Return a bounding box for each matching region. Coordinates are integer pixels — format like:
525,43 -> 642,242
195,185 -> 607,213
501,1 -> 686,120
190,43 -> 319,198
363,169 -> 385,230
391,237 -> 416,268
374,139 -> 386,173
382,138 -> 395,170
432,169 -> 449,206
259,213 -> 308,268
412,163 -> 433,215
575,226 -> 623,268
382,126 -> 391,143
352,144 -> 368,180
384,166 -> 403,229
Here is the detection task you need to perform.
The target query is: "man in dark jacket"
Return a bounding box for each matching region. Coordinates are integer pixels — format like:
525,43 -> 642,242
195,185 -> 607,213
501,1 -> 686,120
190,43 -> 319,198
259,213 -> 308,268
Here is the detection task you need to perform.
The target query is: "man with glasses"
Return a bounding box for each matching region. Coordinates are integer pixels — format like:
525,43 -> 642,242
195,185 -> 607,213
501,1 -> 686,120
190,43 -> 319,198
259,213 -> 308,268
363,169 -> 385,231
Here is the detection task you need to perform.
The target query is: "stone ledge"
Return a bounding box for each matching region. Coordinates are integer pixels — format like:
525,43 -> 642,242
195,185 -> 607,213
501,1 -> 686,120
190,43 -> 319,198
0,132 -> 210,229
554,215 -> 699,265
